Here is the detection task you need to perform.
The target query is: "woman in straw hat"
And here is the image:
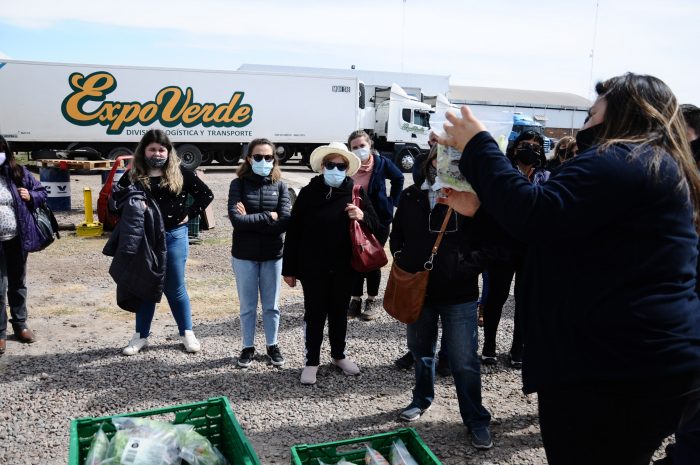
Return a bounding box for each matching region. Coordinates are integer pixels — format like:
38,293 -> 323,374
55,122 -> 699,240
282,142 -> 380,385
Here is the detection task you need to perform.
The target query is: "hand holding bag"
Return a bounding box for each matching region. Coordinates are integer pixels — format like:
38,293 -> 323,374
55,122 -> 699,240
349,184 -> 388,272
383,207 -> 453,324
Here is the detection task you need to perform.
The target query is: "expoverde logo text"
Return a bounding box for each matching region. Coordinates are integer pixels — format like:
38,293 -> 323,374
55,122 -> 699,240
61,71 -> 253,135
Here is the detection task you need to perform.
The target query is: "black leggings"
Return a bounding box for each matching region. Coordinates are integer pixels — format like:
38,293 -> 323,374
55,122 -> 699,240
301,270 -> 353,366
482,260 -> 523,357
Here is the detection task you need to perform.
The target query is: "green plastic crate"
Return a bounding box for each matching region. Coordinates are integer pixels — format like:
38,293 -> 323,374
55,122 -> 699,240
69,396 -> 260,465
290,428 -> 442,465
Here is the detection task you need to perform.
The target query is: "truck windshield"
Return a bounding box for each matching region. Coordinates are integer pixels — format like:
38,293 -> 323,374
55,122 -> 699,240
413,110 -> 430,128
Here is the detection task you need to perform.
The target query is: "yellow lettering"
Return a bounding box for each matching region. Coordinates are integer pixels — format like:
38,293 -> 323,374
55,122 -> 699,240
158,87 -> 187,122
200,104 -> 217,123
110,103 -> 142,132
62,72 -> 116,122
182,104 -> 202,125
232,106 -> 252,124
222,94 -> 243,122
139,103 -> 158,122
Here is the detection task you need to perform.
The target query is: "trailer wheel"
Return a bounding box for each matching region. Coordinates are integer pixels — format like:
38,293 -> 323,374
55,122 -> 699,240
396,148 -> 418,173
276,145 -> 295,164
287,187 -> 298,206
107,146 -> 133,160
200,151 -> 213,165
177,144 -> 203,170
217,151 -> 240,166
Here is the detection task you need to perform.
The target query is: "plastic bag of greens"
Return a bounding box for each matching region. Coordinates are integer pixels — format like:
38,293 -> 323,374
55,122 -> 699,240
84,425 -> 110,465
105,418 -> 181,465
389,439 -> 418,465
176,425 -> 230,465
364,446 -> 389,465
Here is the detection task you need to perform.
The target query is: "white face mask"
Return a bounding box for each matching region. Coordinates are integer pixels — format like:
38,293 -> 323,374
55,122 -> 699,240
352,147 -> 371,161
0,152 -> 6,166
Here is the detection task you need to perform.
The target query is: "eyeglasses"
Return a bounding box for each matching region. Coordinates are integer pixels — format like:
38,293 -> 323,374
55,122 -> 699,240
324,161 -> 348,171
517,142 -> 542,151
252,154 -> 274,162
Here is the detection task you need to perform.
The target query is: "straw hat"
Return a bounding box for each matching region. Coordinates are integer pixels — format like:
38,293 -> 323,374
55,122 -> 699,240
309,142 -> 361,176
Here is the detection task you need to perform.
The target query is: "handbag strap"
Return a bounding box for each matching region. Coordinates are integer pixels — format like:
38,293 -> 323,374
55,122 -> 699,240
424,207 -> 454,270
351,184 -> 361,208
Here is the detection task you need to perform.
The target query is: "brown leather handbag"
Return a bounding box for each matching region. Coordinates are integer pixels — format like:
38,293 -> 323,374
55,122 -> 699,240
383,207 -> 454,324
349,184 -> 388,273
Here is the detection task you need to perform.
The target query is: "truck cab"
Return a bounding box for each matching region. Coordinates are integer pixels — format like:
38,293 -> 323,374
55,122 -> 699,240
510,113 -> 553,153
371,84 -> 431,172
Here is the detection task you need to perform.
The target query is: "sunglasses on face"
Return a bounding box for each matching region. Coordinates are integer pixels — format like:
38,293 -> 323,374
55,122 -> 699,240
324,161 -> 348,171
517,142 -> 542,151
251,154 -> 274,162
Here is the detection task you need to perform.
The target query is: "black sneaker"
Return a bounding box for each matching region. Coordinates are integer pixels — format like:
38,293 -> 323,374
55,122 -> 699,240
480,353 -> 497,366
469,427 -> 493,450
347,299 -> 362,319
361,299 -> 381,321
237,347 -> 255,368
267,344 -> 285,367
509,353 -> 523,369
394,351 -> 414,370
436,356 -> 451,377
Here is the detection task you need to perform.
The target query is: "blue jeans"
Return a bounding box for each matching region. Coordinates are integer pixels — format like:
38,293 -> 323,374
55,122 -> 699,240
407,300 -> 491,430
231,257 -> 282,348
136,225 -> 192,337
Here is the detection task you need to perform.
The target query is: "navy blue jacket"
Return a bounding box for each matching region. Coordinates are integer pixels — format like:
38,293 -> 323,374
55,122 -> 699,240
460,131 -> 700,394
362,153 -> 404,228
228,173 -> 291,261
0,165 -> 48,253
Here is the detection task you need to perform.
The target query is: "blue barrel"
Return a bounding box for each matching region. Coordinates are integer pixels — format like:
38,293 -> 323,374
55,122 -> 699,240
39,167 -> 71,211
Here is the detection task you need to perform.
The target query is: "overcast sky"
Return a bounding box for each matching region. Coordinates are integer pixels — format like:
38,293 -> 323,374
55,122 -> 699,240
1,0 -> 698,105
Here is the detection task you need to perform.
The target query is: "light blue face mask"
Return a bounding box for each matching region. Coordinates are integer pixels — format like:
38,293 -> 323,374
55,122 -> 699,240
323,167 -> 346,187
251,159 -> 274,176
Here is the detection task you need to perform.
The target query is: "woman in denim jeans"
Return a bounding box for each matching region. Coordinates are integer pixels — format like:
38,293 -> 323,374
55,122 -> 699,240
228,138 -> 291,368
119,129 -> 213,356
389,145 -> 497,450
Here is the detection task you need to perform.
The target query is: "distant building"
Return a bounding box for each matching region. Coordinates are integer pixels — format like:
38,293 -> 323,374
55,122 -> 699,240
449,85 -> 591,138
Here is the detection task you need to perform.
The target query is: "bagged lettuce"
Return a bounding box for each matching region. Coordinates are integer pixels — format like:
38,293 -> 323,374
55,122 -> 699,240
84,425 -> 111,465
104,418 -> 181,465
364,446 -> 389,465
389,439 -> 418,465
176,425 -> 230,465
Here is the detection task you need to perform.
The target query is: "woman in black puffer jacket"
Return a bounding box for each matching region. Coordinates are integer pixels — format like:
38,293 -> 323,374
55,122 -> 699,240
228,138 -> 291,368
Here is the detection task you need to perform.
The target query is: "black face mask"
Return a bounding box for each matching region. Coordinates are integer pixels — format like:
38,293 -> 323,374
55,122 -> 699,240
576,124 -> 603,153
515,147 -> 539,166
690,138 -> 700,163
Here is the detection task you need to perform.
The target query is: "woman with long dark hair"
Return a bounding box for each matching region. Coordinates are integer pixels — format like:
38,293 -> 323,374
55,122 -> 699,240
439,73 -> 700,465
0,135 -> 47,355
112,129 -> 213,355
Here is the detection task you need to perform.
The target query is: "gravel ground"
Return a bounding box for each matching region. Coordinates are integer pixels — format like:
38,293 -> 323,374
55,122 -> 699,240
0,165 -> 669,464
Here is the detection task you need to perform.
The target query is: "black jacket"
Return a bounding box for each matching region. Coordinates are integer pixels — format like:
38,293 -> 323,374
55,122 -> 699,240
390,185 -> 506,305
282,175 -> 380,280
228,173 -> 291,261
103,184 -> 167,312
460,131 -> 700,393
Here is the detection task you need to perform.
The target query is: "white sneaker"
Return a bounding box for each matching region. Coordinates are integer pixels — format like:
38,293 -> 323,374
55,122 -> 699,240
181,330 -> 201,353
300,365 -> 319,385
332,358 -> 361,376
123,333 -> 148,356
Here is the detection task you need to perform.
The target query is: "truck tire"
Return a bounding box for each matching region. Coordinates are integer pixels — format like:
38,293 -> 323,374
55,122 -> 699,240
107,146 -> 133,160
287,187 -> 298,206
177,144 -> 202,170
217,151 -> 240,166
395,148 -> 418,173
200,151 -> 213,165
276,145 -> 295,164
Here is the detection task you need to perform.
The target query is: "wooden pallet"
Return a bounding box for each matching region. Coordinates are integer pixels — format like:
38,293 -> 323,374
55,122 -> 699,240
35,159 -> 116,170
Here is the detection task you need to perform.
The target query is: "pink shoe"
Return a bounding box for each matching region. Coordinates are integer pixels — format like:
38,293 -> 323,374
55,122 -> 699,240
332,358 -> 360,376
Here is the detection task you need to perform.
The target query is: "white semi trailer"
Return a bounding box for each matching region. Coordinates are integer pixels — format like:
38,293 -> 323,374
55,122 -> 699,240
0,60 -> 430,171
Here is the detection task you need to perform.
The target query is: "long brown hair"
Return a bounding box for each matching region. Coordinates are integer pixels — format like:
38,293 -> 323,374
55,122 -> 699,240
0,135 -> 26,187
594,73 -> 700,230
237,138 -> 282,182
129,129 -> 183,193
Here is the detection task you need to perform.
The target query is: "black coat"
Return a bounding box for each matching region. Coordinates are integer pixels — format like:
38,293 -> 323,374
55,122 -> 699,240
460,131 -> 700,393
390,185 -> 507,305
228,173 -> 291,261
282,175 -> 380,280
103,184 -> 167,312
